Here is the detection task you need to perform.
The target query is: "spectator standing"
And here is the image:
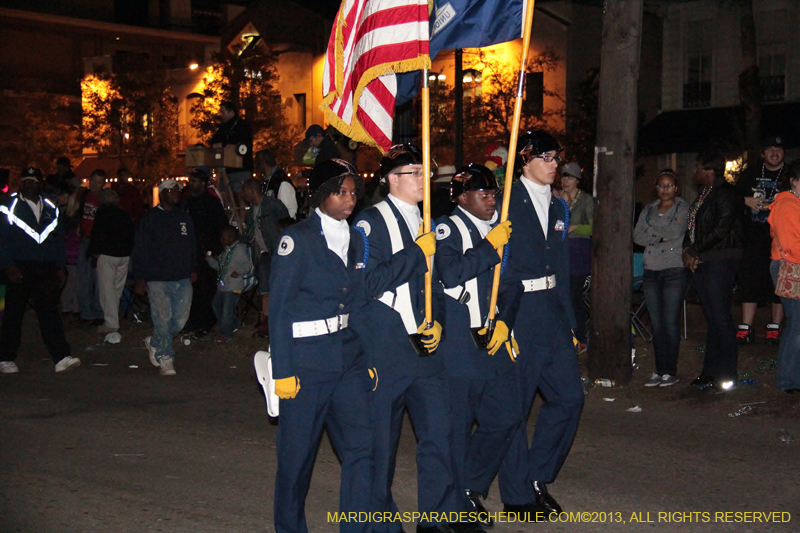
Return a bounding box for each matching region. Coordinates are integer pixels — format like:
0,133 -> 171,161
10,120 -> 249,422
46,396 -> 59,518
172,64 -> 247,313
256,149 -> 298,219
112,168 -> 145,223
292,125 -> 339,168
207,225 -> 251,342
45,156 -> 80,197
76,169 -> 106,325
240,178 -> 289,339
767,162 -> 800,393
182,166 -> 229,338
0,167 -> 80,374
560,161 -> 593,351
59,188 -> 82,315
132,179 -> 196,376
633,170 -> 690,387
87,188 -> 135,336
210,101 -> 253,207
683,152 -> 744,393
735,136 -> 786,345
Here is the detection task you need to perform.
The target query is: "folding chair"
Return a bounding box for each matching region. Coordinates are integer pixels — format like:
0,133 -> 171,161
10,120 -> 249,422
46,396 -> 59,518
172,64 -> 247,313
631,252 -> 652,342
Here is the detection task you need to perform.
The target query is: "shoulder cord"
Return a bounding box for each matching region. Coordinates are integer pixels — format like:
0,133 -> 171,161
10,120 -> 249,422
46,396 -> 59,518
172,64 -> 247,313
557,197 -> 570,241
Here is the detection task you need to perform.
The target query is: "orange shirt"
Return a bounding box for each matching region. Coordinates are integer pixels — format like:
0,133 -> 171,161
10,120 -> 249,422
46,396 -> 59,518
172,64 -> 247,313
768,191 -> 800,263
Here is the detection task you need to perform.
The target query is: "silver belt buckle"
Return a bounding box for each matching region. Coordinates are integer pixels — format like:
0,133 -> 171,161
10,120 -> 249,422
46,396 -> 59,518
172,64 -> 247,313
337,314 -> 343,330
546,276 -> 552,289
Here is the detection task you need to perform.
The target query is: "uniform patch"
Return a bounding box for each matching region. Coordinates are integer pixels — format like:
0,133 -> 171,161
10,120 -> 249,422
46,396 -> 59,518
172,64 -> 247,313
180,222 -> 188,235
435,223 -> 451,240
356,220 -> 371,236
554,220 -> 565,232
277,235 -> 295,256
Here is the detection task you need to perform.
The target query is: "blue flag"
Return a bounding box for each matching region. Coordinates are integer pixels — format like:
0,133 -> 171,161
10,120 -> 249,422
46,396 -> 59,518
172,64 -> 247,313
396,0 -> 525,105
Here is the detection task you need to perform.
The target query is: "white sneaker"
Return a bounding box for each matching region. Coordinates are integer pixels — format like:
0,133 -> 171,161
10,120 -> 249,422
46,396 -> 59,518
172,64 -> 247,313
159,357 -> 176,376
0,361 -> 19,374
144,336 -> 159,367
659,374 -> 680,387
644,373 -> 662,387
55,356 -> 81,373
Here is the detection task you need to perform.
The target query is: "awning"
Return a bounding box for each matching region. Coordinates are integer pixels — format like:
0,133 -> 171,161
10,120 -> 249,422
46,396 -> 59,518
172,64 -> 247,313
639,102 -> 800,155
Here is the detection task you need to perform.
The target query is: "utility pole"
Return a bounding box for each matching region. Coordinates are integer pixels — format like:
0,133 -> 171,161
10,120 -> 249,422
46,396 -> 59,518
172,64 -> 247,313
589,0 -> 644,385
738,0 -> 761,165
455,49 -> 463,168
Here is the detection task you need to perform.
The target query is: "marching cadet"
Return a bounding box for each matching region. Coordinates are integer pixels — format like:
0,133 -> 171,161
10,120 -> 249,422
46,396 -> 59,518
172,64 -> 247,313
433,164 -> 519,529
269,159 -> 428,533
490,131 -> 584,520
353,144 -> 456,533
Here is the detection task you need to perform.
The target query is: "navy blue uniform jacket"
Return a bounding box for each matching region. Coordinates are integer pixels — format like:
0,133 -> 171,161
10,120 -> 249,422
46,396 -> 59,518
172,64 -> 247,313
497,181 -> 576,333
434,207 -> 514,378
353,200 -> 443,377
269,210 -> 424,380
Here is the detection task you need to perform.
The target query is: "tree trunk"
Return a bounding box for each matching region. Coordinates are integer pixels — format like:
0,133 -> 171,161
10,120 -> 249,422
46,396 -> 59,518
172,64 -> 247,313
589,0 -> 644,385
737,0 -> 760,165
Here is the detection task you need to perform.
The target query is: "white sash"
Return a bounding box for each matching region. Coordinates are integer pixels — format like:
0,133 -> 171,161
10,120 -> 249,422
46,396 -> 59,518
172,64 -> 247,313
374,201 -> 419,335
442,216 -> 484,328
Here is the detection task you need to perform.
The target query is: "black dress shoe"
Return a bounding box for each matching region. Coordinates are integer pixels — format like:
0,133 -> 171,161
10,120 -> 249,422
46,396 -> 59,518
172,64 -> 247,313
502,503 -> 548,522
532,481 -> 562,517
465,489 -> 493,528
785,389 -> 800,394
690,374 -> 713,389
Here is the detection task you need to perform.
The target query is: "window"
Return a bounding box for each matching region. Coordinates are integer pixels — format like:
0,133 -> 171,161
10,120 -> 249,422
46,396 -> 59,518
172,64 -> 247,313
756,9 -> 788,102
462,69 -> 482,101
683,20 -> 712,108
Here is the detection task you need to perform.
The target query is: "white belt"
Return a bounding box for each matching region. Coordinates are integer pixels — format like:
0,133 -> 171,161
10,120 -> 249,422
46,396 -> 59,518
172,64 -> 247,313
292,314 -> 349,338
522,275 -> 557,292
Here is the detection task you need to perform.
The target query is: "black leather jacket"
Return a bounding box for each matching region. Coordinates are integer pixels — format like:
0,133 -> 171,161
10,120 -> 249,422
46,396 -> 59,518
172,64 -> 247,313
682,178 -> 744,261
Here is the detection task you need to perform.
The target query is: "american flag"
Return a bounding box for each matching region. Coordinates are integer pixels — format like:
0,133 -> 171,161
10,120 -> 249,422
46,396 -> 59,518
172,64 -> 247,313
321,0 -> 431,153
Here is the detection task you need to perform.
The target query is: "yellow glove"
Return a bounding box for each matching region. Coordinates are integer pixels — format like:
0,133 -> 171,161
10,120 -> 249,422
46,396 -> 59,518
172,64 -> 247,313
416,321 -> 443,352
478,321 -> 509,356
274,376 -> 301,399
486,220 -> 512,249
415,231 -> 436,258
572,330 -> 580,353
504,336 -> 520,361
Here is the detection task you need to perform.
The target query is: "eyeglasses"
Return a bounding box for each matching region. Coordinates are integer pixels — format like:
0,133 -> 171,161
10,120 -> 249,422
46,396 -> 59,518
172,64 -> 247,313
394,170 -> 433,178
531,154 -> 563,164
656,184 -> 677,189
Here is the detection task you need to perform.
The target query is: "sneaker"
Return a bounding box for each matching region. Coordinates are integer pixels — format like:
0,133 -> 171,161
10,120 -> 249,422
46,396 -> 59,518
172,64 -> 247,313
736,324 -> 754,345
96,325 -> 118,334
159,357 -> 176,376
55,356 -> 81,373
659,374 -> 680,387
0,361 -> 19,374
644,373 -> 662,387
144,337 -> 159,367
765,323 -> 781,346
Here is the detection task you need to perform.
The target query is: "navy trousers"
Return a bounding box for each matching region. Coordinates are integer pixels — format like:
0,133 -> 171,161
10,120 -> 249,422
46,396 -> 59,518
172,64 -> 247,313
370,373 -> 456,531
497,324 -> 584,506
448,370 -> 521,507
274,362 -> 372,533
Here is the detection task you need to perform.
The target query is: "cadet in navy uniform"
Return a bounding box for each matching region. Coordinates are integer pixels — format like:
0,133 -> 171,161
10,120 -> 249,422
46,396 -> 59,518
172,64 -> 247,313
433,164 -> 518,528
352,144 -> 453,533
269,159 -> 422,533
492,131 -> 584,520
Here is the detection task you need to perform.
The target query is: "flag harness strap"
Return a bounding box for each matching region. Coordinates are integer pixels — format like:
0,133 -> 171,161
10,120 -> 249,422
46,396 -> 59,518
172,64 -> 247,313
442,216 -> 483,329
375,201 -> 420,335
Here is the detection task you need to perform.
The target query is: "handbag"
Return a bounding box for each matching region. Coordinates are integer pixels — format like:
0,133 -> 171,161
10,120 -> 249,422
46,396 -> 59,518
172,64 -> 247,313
774,235 -> 800,299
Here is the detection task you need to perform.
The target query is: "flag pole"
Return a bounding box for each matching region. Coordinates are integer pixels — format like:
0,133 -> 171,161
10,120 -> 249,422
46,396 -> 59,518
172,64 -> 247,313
422,68 -> 433,330
486,0 -> 537,333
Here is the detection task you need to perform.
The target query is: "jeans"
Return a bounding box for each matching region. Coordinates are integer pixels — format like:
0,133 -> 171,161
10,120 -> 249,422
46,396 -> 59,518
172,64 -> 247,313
692,258 -> 740,382
212,290 -> 240,339
146,279 -> 192,361
770,261 -> 800,391
643,267 -> 689,376
77,237 -> 103,320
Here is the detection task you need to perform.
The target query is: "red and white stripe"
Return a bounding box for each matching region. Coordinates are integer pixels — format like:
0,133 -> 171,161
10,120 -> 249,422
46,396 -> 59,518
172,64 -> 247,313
322,0 -> 430,153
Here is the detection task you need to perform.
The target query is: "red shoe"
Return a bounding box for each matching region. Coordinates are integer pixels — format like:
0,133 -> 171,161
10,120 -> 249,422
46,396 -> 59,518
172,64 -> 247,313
736,324 -> 753,345
765,323 -> 781,346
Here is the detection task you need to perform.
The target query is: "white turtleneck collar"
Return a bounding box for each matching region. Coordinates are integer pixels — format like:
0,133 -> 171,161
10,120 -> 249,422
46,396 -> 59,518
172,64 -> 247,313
520,177 -> 551,235
316,208 -> 349,266
458,206 -> 498,239
387,193 -> 422,237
